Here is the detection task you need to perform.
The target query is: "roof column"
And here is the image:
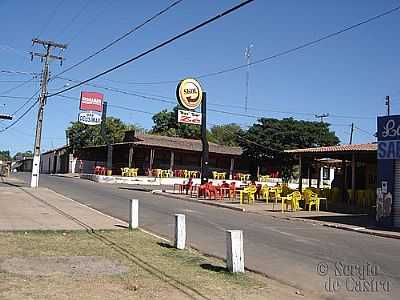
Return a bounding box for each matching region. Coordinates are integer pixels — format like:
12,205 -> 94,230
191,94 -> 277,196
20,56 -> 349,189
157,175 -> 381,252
149,148 -> 155,170
229,158 -> 235,180
128,144 -> 134,168
351,153 -> 356,208
170,151 -> 175,173
341,159 -> 347,205
298,154 -> 303,192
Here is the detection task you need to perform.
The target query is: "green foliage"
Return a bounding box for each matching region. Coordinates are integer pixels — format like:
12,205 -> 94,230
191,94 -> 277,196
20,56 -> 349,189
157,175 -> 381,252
13,150 -> 33,160
239,117 -> 340,180
0,150 -> 11,161
208,124 -> 243,146
151,106 -> 201,139
66,117 -> 143,149
151,106 -> 243,146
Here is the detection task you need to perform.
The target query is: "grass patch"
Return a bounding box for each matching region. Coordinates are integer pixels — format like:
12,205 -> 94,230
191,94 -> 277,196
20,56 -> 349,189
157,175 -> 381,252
0,230 -> 290,299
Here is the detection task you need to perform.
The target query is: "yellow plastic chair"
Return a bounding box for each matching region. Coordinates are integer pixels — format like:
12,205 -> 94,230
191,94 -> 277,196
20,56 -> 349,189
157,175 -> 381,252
212,171 -> 218,180
271,186 -> 282,210
282,191 -> 302,212
183,169 -> 190,178
240,185 -> 257,204
304,189 -> 320,211
128,168 -> 138,177
219,172 -> 226,180
121,167 -> 129,177
260,185 -> 269,203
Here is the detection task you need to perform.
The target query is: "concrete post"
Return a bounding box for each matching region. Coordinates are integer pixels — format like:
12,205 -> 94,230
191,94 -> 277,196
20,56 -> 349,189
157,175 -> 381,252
226,230 -> 244,273
129,199 -> 139,230
174,214 -> 186,249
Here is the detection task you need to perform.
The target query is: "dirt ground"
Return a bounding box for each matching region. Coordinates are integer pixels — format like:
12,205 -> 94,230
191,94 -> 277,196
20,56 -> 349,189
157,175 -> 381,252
0,230 -> 306,300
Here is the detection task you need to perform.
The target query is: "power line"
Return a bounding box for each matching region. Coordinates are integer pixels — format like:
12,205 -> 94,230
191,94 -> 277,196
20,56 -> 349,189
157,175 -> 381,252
36,0 -> 66,38
0,78 -> 36,95
103,4 -> 400,85
53,0 -> 185,78
57,0 -> 91,39
10,90 -> 40,116
56,94 -> 155,116
47,0 -> 255,98
354,125 -> 376,137
63,1 -> 116,45
0,80 -> 39,83
0,70 -> 40,77
0,95 -> 32,100
55,75 -> 376,121
0,99 -> 39,132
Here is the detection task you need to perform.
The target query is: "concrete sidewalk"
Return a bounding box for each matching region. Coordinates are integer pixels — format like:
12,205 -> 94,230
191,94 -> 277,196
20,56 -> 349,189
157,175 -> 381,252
0,177 -> 127,231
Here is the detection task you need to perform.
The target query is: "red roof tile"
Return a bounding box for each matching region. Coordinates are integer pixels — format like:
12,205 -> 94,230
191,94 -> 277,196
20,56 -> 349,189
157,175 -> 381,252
285,143 -> 377,154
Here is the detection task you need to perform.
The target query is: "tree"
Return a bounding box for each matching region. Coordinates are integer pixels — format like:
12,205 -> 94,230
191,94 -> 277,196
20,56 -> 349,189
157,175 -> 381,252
13,150 -> 33,160
151,106 -> 201,139
238,117 -> 340,180
66,117 -> 143,149
208,123 -> 243,146
0,150 -> 11,161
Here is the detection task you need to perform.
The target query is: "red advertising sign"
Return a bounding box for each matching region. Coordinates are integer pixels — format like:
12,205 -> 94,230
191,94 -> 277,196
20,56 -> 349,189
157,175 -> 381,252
80,91 -> 104,112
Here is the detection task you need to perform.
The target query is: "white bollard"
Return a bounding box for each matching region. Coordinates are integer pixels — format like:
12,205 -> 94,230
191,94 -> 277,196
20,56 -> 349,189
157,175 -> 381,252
226,230 -> 244,273
174,214 -> 186,249
129,199 -> 139,230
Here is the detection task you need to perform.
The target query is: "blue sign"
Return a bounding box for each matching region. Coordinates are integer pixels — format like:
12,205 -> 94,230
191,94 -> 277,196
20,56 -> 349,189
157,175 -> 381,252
377,115 -> 400,141
378,140 -> 400,159
377,115 -> 400,160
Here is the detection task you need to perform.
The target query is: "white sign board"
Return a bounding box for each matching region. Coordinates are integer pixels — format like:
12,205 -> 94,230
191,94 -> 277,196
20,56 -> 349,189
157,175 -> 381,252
178,110 -> 201,125
78,111 -> 102,126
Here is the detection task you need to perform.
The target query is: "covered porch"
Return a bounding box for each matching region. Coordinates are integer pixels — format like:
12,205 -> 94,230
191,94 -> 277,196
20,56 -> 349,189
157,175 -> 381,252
285,143 -> 377,213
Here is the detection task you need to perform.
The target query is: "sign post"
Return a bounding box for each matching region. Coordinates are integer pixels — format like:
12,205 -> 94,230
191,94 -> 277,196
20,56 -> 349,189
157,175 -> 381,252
176,78 -> 208,183
200,92 -> 208,184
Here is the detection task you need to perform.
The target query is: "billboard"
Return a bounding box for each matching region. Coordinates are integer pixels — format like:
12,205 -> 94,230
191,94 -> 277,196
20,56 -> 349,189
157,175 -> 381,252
80,91 -> 103,112
178,110 -> 201,125
78,111 -> 102,126
377,115 -> 400,159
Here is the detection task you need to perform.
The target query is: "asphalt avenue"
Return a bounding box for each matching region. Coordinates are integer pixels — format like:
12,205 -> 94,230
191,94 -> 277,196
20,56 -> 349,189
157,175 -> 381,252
12,173 -> 400,300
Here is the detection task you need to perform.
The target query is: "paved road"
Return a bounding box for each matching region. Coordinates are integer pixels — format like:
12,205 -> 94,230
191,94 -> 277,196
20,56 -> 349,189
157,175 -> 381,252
14,173 -> 400,300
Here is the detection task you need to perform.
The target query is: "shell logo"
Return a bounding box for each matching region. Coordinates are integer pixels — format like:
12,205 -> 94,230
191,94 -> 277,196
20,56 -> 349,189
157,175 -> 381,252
176,78 -> 203,110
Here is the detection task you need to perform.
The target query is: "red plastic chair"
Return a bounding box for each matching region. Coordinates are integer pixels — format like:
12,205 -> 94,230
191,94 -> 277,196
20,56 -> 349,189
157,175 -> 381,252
100,167 -> 106,175
94,166 -> 102,175
229,182 -> 237,199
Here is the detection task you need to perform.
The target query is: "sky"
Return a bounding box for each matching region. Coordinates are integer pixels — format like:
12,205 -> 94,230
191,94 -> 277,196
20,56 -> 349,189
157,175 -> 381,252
0,0 -> 399,155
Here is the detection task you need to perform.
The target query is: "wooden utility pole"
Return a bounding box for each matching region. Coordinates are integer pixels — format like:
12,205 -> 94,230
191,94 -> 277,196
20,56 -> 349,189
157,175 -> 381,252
30,39 -> 67,188
349,123 -> 354,145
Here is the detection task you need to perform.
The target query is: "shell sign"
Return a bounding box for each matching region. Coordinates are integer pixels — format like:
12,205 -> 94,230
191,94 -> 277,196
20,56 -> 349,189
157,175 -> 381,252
176,78 -> 203,110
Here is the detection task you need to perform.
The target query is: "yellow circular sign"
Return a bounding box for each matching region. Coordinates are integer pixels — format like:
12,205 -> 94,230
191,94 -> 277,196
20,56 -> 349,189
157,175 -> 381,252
176,78 -> 203,110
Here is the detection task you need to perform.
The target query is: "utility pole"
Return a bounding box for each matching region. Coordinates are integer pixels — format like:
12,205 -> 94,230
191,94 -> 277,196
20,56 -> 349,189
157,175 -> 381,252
30,39 -> 67,188
349,123 -> 354,144
385,96 -> 390,116
244,44 -> 253,112
315,113 -> 329,123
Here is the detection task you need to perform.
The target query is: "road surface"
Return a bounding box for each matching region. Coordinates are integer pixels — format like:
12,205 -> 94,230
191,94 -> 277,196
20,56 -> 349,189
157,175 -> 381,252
12,173 -> 400,299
